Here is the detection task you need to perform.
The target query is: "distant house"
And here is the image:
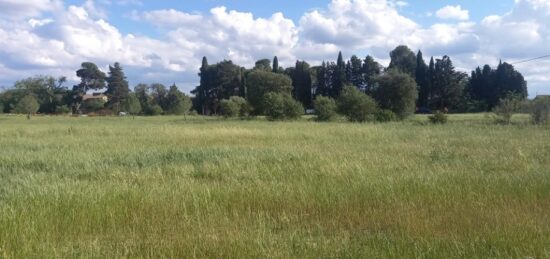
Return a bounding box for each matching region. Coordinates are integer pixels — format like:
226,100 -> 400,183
83,93 -> 108,102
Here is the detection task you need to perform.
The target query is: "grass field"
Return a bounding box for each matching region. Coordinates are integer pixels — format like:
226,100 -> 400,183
0,114 -> 549,258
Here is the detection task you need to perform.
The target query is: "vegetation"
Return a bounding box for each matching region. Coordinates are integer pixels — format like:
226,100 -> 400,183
313,96 -> 337,121
0,115 -> 548,258
337,85 -> 378,122
493,94 -> 523,124
263,92 -> 303,121
530,96 -> 550,124
14,95 -> 40,119
220,96 -> 251,118
429,111 -> 449,124
373,69 -> 418,119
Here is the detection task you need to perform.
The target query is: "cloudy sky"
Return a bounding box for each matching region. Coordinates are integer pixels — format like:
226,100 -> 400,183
0,0 -> 549,96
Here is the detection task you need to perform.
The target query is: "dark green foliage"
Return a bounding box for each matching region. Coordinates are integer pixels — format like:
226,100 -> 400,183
530,97 -> 550,124
220,96 -> 251,118
388,45 -> 416,76
82,99 -> 106,113
14,95 -> 40,118
375,109 -> 398,122
313,96 -> 337,121
148,104 -> 163,116
55,105 -> 71,114
263,93 -> 303,121
192,59 -> 244,115
431,56 -> 467,110
291,61 -> 313,108
72,62 -> 106,114
415,51 -> 429,108
429,111 -> 448,124
254,59 -> 272,71
246,70 -> 292,114
346,55 -> 365,90
374,70 -> 418,119
362,56 -> 382,93
337,85 -> 378,122
122,93 -> 142,116
134,83 -> 167,115
272,56 -> 279,73
105,62 -> 130,113
469,62 -> 527,109
2,76 -> 69,114
165,84 -> 192,115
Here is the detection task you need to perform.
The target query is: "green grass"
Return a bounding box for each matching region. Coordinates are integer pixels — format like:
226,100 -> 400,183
0,114 -> 549,258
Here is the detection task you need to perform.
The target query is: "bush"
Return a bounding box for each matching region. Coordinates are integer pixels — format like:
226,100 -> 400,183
493,94 -> 523,124
530,97 -> 550,124
313,96 -> 337,121
263,93 -> 303,121
220,96 -> 251,118
147,104 -> 164,116
82,99 -> 106,113
337,85 -> 378,122
429,111 -> 448,124
373,69 -> 418,119
220,99 -> 240,118
55,105 -> 71,114
375,109 -> 397,122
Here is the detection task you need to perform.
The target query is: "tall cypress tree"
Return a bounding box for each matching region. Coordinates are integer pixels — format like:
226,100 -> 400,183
427,57 -> 435,108
415,50 -> 429,107
362,55 -> 381,94
348,55 -> 364,91
106,62 -> 129,113
272,56 -> 279,73
332,51 -> 347,97
192,56 -> 210,114
292,61 -> 313,108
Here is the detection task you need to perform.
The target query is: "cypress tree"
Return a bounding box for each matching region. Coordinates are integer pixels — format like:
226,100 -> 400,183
272,56 -> 279,73
415,50 -> 429,107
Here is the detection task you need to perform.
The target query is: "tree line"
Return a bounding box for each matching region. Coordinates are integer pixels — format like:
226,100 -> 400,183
0,45 -> 528,120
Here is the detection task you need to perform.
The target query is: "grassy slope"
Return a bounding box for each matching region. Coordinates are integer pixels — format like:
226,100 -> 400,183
0,115 -> 549,258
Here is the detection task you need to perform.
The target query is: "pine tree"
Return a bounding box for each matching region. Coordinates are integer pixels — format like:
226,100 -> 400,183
106,62 -> 129,113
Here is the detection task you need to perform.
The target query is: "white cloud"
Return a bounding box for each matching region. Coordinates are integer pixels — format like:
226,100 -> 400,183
436,5 -> 470,21
0,0 -> 549,96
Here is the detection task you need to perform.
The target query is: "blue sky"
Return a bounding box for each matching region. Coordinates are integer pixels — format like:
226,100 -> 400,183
0,0 -> 548,96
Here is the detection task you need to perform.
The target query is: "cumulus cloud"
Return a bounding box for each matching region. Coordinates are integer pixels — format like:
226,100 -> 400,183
0,0 -> 549,95
436,5 -> 470,21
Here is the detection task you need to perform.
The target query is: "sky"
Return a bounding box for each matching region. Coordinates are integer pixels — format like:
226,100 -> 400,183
0,0 -> 549,96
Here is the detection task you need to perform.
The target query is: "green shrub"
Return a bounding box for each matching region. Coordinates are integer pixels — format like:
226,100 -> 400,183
220,99 -> 240,118
375,109 -> 397,122
373,69 -> 417,119
220,96 -> 251,118
148,104 -> 164,116
337,85 -> 378,122
263,93 -> 303,121
493,94 -> 523,124
429,111 -> 448,124
55,105 -> 71,114
313,96 -> 337,121
530,97 -> 550,124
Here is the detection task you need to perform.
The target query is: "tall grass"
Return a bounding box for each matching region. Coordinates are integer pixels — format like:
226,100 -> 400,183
0,115 -> 549,258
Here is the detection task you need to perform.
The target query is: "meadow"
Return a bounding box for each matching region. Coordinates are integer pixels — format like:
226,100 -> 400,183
0,114 -> 549,258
